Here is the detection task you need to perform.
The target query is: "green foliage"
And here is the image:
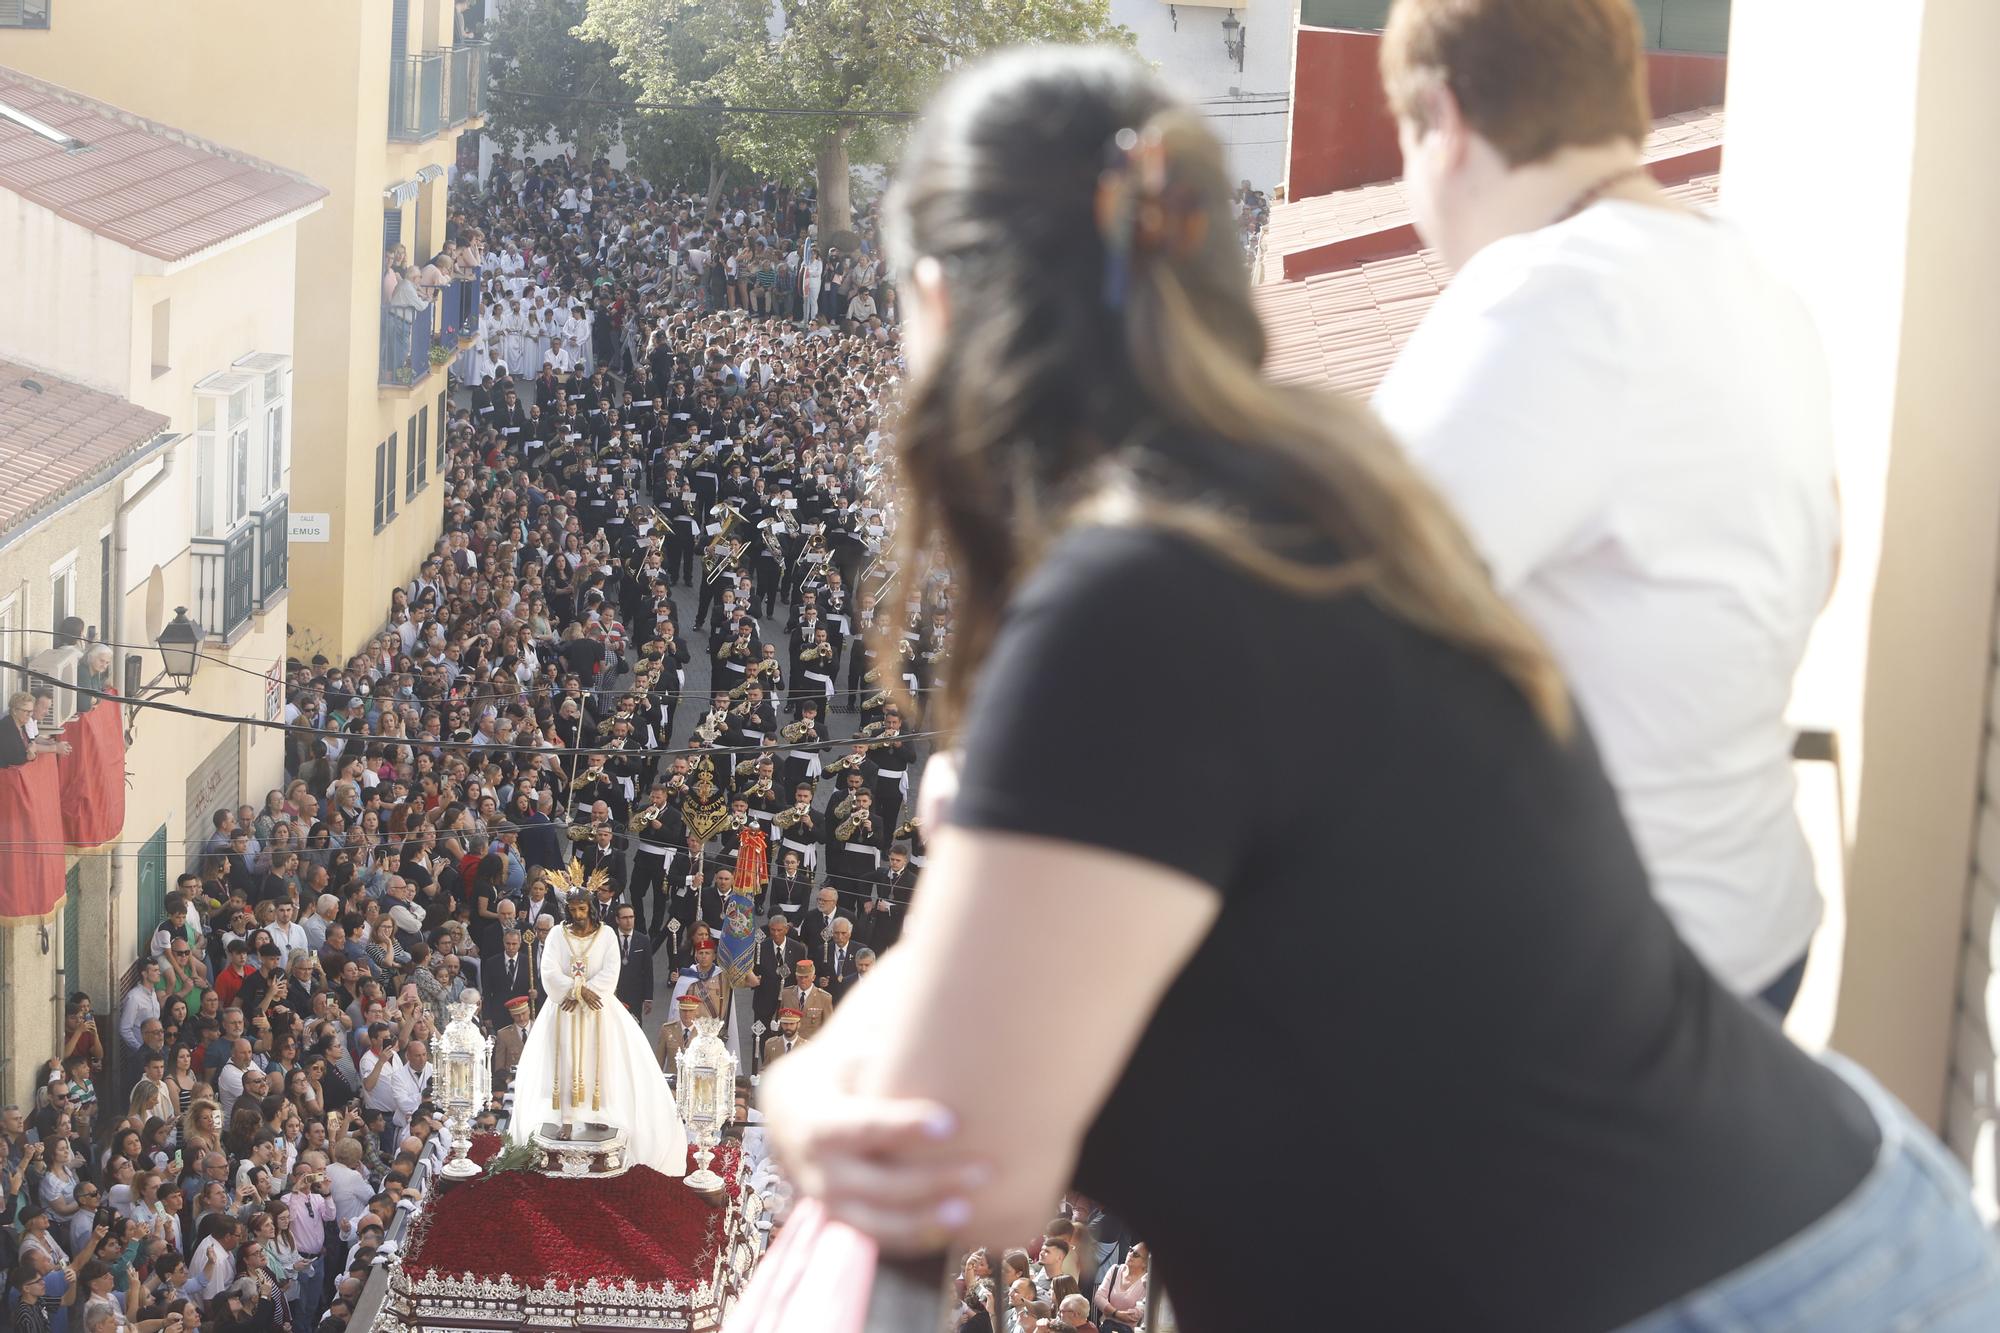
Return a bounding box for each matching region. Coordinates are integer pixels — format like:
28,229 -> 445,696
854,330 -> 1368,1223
582,0 -> 1132,228
487,0 -> 634,161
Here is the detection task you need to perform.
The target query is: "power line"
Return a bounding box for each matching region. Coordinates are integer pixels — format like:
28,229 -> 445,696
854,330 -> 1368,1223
0,655 -> 941,762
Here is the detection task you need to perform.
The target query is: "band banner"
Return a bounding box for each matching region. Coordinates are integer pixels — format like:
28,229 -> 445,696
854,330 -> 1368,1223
723,828 -> 767,988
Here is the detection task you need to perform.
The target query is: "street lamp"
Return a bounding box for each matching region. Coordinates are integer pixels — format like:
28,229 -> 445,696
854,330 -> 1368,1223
156,608 -> 201,690
1220,9 -> 1247,73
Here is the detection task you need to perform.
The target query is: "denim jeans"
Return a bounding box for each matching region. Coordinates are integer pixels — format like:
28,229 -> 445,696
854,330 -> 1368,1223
1617,1052 -> 2000,1331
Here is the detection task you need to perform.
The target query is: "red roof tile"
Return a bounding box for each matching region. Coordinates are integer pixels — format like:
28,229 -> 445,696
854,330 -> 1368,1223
0,358 -> 170,543
0,66 -> 326,263
1258,105 -> 1725,285
1254,172 -> 1721,400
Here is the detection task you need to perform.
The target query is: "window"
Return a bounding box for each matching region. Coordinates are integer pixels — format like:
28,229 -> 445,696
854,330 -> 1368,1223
416,407 -> 429,490
150,299 -> 170,378
263,368 -> 287,498
99,533 -> 112,640
195,396 -> 218,537
0,0 -> 52,30
437,387 -> 448,470
375,432 -> 399,530
0,595 -> 17,699
405,411 -> 420,499
50,553 -> 77,624
228,388 -> 252,526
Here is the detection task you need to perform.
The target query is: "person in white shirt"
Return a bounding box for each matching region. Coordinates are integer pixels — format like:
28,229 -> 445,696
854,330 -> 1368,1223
1371,1 -> 1837,1015
118,958 -> 163,1054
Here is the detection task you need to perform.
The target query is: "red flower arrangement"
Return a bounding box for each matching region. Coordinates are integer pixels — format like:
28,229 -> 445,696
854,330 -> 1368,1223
405,1142 -> 742,1293
469,1132 -> 504,1167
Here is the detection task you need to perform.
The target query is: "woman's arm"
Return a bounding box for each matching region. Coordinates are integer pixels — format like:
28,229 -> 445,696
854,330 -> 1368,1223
761,827 -> 1218,1251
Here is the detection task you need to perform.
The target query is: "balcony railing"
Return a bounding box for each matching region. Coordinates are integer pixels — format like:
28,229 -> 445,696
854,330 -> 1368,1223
256,495 -> 289,609
192,520 -> 260,642
389,50 -> 447,141
380,290 -> 438,387
448,40 -> 488,126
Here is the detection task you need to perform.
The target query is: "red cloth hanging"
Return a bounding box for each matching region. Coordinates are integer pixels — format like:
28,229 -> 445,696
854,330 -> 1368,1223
0,752 -> 66,923
58,694 -> 126,848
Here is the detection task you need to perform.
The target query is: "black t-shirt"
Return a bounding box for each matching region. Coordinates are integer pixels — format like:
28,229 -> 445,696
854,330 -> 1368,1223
951,524 -> 1877,1333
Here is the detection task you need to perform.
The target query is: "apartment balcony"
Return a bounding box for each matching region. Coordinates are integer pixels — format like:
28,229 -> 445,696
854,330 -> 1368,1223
390,42 -> 486,142
255,494 -> 289,610
448,40 -> 488,126
191,519 -> 259,643
389,50 -> 447,142
380,292 -> 443,389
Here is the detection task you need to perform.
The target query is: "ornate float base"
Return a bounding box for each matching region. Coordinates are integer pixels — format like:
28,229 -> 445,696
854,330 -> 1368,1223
531,1122 -> 630,1178
383,1142 -> 757,1333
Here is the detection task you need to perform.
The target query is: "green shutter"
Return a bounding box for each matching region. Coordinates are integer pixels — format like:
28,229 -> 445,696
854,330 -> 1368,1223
61,863 -> 81,1000
137,826 -> 168,956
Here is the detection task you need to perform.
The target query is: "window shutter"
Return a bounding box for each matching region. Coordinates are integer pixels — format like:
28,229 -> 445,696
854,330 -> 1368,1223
383,209 -> 403,251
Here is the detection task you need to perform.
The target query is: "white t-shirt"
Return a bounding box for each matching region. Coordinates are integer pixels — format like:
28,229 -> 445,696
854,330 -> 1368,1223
1374,201 -> 1837,995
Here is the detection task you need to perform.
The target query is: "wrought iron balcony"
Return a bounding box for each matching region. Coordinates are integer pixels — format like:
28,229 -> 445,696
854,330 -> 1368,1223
191,520 -> 259,643
256,495 -> 289,610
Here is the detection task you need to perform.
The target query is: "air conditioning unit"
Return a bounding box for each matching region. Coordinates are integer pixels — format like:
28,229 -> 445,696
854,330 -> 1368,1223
26,644 -> 82,728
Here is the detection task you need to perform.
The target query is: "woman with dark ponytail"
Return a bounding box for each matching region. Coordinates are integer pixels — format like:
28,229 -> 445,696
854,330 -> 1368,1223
749,44 -> 2000,1333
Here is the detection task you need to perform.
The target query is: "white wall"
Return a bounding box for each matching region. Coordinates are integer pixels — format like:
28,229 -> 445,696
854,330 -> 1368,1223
1112,0 -> 1292,192
0,195 -> 138,395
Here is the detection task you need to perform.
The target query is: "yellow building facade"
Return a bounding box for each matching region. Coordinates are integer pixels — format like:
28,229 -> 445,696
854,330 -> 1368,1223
0,66 -> 320,1102
1,0 -> 486,662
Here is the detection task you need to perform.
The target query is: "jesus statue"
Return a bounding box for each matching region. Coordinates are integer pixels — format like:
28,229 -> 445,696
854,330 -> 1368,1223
509,890 -> 688,1176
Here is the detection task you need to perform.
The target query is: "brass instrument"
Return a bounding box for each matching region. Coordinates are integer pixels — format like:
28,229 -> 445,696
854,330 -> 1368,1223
798,643 -> 825,662
894,815 -> 922,842
861,668 -> 881,685
860,690 -> 889,711
857,720 -> 888,739
773,801 -> 811,832
897,638 -> 916,660
733,757 -> 762,779
835,809 -> 873,841
778,718 -> 817,744
692,706 -> 729,744
566,820 -> 596,841
627,802 -> 665,833
744,776 -> 776,801
825,753 -> 864,777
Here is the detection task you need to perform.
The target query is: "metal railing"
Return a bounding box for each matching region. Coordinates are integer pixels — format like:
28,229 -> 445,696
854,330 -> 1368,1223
191,521 -> 258,641
448,40 -> 489,125
389,50 -> 447,141
380,293 -> 437,387
256,494 -> 289,609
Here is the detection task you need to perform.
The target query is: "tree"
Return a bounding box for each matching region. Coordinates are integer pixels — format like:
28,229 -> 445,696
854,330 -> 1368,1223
581,0 -> 1131,234
486,0 -> 633,164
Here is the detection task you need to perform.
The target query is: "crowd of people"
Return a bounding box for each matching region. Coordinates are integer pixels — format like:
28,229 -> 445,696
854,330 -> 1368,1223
4,145 -> 1150,1333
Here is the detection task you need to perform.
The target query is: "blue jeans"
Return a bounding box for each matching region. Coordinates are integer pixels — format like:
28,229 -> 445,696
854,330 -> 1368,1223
1618,1052 -> 2000,1331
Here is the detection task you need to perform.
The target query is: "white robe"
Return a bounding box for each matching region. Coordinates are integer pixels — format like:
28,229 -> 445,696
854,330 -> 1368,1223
501,305 -> 529,378
509,922 -> 687,1176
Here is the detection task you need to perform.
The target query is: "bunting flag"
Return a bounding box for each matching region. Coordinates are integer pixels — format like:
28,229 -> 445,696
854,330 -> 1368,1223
722,827 -> 767,989
0,752 -> 66,923
58,694 -> 126,848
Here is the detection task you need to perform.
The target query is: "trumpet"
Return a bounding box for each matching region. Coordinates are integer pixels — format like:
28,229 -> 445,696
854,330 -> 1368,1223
733,756 -> 762,779
628,802 -> 665,833
566,820 -> 596,841
894,815 -> 922,841
857,720 -> 888,739
799,643 -> 825,662
835,810 -> 873,841
860,690 -> 889,711
692,707 -> 729,744
774,801 -> 812,831
744,776 -> 776,800
778,718 -> 818,744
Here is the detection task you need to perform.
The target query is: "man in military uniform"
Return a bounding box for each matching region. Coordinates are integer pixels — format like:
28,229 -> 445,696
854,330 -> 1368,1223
656,992 -> 703,1075
762,1007 -> 806,1067
777,958 -> 834,1038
